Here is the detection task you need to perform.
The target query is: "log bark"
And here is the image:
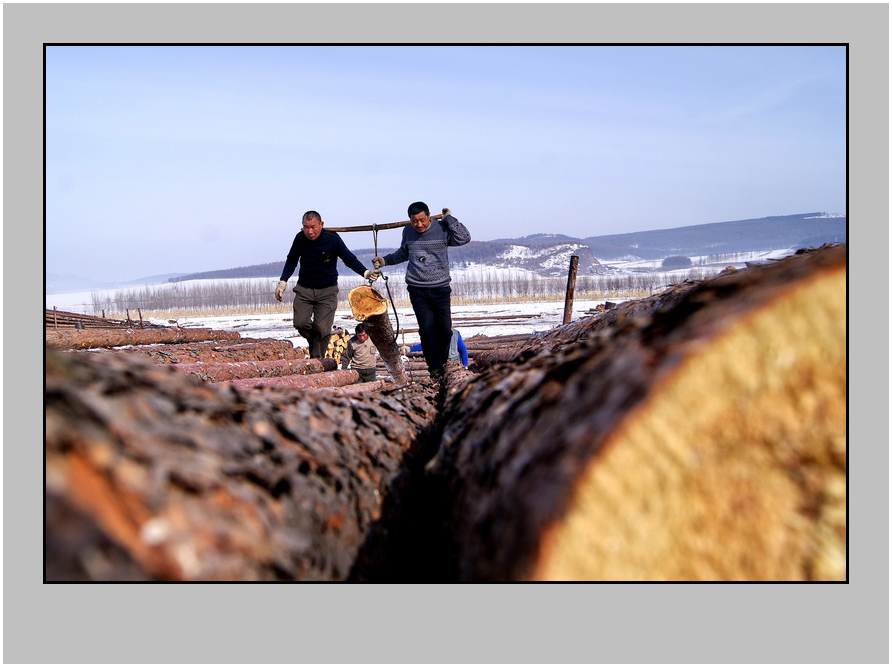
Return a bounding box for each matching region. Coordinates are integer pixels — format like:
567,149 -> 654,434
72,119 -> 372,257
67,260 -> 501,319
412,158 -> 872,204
348,285 -> 408,385
431,244 -> 847,581
220,369 -> 359,391
172,358 -> 336,383
311,380 -> 389,396
96,339 -> 307,364
471,347 -> 527,370
45,346 -> 439,581
46,327 -> 240,350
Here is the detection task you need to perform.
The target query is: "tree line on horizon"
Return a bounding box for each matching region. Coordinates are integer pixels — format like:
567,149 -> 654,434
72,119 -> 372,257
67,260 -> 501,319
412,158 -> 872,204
167,212 -> 845,284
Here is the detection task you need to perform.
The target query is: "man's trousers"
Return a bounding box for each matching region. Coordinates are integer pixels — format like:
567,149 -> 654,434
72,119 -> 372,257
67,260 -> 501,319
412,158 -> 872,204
292,284 -> 339,359
407,284 -> 452,373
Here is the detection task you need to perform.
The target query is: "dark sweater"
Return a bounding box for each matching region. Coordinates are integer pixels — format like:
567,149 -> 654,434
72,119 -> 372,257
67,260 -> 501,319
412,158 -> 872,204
279,229 -> 368,288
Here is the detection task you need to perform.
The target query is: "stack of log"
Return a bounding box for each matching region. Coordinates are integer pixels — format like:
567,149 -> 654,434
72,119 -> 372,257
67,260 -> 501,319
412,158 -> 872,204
45,308 -> 165,330
324,328 -> 351,365
45,244 -> 847,581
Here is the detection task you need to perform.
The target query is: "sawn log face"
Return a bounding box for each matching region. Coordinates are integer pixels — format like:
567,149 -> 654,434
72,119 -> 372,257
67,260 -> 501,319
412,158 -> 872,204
45,346 -> 439,581
431,244 -> 847,581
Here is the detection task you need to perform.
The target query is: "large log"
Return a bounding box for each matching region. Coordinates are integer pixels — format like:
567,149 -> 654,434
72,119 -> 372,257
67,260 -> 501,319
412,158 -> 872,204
172,358 -> 336,383
97,339 -> 307,364
220,369 -> 360,391
348,285 -> 408,385
46,327 -> 240,350
431,244 -> 847,581
45,346 -> 439,581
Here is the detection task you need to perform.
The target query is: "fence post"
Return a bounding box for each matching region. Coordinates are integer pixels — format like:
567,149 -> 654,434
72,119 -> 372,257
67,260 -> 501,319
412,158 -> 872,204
562,255 -> 579,325
53,306 -> 58,330
138,308 -> 144,329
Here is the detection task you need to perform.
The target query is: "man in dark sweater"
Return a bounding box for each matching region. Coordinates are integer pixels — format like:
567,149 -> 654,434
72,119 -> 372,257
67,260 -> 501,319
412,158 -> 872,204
275,210 -> 380,358
373,202 -> 470,378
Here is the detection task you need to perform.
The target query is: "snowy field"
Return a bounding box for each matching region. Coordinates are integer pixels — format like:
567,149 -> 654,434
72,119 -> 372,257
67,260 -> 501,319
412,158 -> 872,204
45,247 -> 797,347
159,299 -> 620,348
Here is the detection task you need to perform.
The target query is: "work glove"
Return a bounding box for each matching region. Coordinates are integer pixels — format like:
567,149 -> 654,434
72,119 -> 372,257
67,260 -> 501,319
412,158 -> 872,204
442,207 -> 451,217
372,256 -> 386,269
363,269 -> 381,282
399,345 -> 410,356
275,280 -> 287,302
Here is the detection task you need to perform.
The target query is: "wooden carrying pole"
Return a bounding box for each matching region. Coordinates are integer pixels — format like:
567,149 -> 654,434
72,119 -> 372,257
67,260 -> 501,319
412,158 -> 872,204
348,285 -> 408,385
325,213 -> 445,233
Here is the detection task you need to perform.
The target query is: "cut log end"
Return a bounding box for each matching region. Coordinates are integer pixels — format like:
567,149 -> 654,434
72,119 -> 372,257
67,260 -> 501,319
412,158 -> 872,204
532,263 -> 847,581
348,285 -> 388,322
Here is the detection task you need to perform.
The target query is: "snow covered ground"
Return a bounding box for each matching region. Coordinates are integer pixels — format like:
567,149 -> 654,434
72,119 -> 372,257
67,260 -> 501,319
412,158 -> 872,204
45,248 -> 797,346
151,299 -> 621,348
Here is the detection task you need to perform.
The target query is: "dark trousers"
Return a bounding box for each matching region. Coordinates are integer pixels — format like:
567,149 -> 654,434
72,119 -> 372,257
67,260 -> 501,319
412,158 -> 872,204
408,284 -> 452,372
355,367 -> 377,384
292,284 -> 339,359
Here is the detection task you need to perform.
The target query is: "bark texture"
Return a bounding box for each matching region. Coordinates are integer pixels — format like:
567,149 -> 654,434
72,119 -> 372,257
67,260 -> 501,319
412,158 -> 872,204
172,358 -> 336,383
430,244 -> 847,581
45,347 -> 439,581
46,327 -> 240,350
92,339 -> 306,364
220,369 -> 360,391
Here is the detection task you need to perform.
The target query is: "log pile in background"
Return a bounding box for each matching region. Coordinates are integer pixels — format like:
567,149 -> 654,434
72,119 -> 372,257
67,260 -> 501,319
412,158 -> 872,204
430,244 -> 847,581
87,339 -> 308,364
324,328 -> 351,365
46,308 -> 165,331
46,326 -> 240,350
45,348 -> 439,581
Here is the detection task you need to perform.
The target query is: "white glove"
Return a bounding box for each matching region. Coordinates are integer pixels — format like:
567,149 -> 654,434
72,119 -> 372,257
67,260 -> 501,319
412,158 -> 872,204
399,345 -> 410,356
363,269 -> 381,282
275,280 -> 287,302
442,207 -> 451,217
372,256 -> 386,269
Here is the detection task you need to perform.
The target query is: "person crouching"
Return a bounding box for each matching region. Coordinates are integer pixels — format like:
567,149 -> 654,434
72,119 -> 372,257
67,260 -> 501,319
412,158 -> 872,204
341,323 -> 378,384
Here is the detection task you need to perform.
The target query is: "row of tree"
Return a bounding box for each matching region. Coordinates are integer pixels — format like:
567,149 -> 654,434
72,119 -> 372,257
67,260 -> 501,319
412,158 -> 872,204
89,269 -> 718,318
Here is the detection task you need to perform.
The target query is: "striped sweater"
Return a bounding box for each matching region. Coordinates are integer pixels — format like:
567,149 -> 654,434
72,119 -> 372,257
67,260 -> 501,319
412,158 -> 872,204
382,215 -> 471,287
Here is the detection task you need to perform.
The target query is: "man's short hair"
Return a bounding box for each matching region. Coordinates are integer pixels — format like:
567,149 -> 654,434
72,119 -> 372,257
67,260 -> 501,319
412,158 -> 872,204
355,323 -> 367,335
407,201 -> 429,217
302,210 -> 322,223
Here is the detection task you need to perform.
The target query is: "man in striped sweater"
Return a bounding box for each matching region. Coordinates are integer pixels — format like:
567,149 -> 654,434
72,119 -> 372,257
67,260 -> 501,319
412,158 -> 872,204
373,202 -> 471,379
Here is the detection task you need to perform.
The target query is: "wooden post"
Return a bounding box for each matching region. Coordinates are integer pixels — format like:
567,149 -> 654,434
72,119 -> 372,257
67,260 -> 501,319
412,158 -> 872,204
138,308 -> 144,328
53,306 -> 58,330
562,255 -> 579,325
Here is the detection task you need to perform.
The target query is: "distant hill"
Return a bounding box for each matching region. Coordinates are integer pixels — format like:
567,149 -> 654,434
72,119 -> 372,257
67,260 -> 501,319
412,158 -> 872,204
166,212 -> 846,282
46,272 -> 188,294
583,213 -> 846,260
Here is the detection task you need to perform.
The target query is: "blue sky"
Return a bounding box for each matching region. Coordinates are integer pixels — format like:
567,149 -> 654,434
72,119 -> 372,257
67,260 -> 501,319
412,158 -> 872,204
45,45 -> 847,284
